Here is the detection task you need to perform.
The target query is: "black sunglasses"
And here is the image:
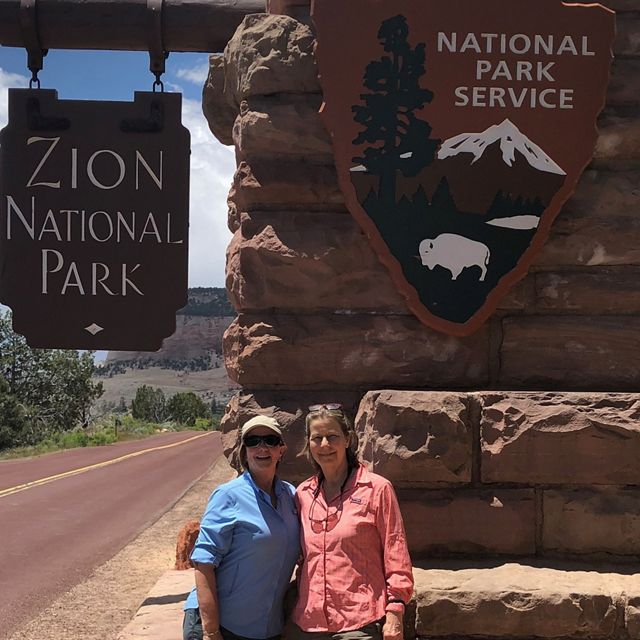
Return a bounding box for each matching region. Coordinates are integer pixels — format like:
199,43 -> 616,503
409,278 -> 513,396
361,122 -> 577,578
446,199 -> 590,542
244,434 -> 283,448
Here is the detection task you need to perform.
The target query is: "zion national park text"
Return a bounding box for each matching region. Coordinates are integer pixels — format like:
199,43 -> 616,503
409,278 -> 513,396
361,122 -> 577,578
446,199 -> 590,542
1,136 -> 183,297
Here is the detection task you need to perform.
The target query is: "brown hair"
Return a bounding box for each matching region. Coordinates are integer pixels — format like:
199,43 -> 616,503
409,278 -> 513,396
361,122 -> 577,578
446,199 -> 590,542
299,407 -> 359,479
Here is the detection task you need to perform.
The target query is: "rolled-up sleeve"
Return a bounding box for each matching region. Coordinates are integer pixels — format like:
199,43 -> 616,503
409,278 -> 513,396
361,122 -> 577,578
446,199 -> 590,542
374,482 -> 414,604
190,487 -> 236,567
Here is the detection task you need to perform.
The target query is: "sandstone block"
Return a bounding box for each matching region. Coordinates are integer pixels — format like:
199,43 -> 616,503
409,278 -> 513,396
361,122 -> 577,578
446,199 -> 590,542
398,488 -> 536,556
497,276 -> 533,310
414,564 -> 618,638
607,58 -> 640,111
117,570 -> 196,640
355,391 -> 472,486
535,170 -> 640,267
628,595 -> 640,640
536,268 -> 640,312
593,115 -> 640,171
480,392 -> 640,484
228,160 -> 344,216
233,96 -> 332,161
615,15 -> 640,56
220,390 -> 363,483
500,317 -> 640,390
223,314 -> 490,388
543,488 -> 640,557
202,54 -> 236,146
224,14 -> 319,104
225,209 -> 528,313
226,211 -> 408,313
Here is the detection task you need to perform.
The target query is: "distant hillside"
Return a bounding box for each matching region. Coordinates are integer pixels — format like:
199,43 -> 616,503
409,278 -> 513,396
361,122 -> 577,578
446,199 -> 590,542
95,287 -> 238,409
100,287 -> 235,371
178,287 -> 235,317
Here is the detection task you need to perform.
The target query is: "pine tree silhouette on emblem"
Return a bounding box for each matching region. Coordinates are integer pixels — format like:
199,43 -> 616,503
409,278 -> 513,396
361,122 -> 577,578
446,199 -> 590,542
352,15 -> 440,207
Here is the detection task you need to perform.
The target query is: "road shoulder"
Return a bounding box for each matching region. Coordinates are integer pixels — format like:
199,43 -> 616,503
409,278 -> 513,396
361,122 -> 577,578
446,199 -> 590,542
6,456 -> 236,640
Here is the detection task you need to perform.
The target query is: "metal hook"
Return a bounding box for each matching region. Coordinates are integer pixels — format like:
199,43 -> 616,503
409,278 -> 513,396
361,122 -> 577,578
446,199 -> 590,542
148,0 -> 168,91
20,0 -> 47,88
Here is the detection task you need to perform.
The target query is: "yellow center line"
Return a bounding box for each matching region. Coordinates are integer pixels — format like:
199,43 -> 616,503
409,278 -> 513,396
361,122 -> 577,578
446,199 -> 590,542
0,432 -> 213,499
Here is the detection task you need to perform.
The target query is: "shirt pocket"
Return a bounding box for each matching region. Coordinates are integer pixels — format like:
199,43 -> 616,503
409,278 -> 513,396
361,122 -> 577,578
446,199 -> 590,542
348,496 -> 375,524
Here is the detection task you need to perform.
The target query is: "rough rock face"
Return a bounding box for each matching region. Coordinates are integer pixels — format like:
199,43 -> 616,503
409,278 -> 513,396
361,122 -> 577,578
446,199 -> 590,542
206,7 -> 640,564
224,14 -> 319,106
500,317 -> 640,390
233,96 -> 331,161
202,54 -> 236,146
543,488 -> 640,557
481,393 -> 640,484
356,391 -> 472,486
223,314 -> 490,388
399,488 -> 536,556
414,564 -> 620,638
226,211 -> 408,313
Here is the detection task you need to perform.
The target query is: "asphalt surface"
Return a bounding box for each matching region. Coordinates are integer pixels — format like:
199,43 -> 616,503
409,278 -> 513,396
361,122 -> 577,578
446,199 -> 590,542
0,431 -> 222,638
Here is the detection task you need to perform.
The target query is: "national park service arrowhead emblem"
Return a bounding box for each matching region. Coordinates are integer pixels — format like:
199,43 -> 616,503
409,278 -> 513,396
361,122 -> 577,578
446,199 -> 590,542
312,0 -> 616,336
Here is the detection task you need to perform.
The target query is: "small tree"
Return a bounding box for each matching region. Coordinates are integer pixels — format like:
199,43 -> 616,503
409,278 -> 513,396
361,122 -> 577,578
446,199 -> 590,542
352,15 -> 440,205
167,392 -> 209,427
0,376 -> 27,449
131,385 -> 167,423
116,396 -> 128,414
0,311 -> 103,445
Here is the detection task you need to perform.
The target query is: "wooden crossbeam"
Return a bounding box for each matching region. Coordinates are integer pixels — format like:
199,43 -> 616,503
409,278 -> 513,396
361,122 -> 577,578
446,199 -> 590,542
0,0 -> 266,53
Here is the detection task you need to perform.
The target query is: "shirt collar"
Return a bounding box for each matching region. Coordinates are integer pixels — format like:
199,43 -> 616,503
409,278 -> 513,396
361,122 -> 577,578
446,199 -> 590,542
301,463 -> 372,493
243,470 -> 285,499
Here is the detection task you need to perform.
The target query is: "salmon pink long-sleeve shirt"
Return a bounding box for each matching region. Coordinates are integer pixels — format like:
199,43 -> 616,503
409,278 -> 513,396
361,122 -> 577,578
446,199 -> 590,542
292,465 -> 414,632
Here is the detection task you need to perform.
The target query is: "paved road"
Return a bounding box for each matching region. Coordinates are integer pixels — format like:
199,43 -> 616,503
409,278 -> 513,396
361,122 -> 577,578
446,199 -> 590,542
0,431 -> 222,638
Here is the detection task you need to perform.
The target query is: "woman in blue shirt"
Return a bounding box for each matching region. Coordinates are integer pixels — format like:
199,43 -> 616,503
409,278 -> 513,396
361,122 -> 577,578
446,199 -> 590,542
183,415 -> 300,640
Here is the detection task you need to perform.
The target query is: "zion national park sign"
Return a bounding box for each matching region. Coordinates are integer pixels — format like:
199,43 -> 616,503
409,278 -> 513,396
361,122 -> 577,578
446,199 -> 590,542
312,0 -> 616,336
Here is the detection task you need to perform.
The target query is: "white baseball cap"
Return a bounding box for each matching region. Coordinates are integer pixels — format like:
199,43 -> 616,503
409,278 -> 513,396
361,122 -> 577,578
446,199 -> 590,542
241,415 -> 283,439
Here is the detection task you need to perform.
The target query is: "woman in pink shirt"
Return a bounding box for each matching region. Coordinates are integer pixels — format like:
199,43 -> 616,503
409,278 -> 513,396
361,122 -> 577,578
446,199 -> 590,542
290,404 -> 414,640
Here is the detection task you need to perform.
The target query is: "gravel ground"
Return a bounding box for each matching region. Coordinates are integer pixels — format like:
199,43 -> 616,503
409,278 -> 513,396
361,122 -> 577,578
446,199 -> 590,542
6,457 -> 236,640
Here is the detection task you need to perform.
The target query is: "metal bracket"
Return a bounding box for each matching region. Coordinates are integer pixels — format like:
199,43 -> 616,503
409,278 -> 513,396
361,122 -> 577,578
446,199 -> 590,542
19,0 -> 47,88
121,99 -> 165,133
147,0 -> 168,91
26,96 -> 70,131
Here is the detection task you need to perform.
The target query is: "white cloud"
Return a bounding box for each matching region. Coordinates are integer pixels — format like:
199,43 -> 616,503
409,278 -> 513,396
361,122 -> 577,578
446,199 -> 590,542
181,96 -> 235,287
0,67 -> 28,127
176,62 -> 210,85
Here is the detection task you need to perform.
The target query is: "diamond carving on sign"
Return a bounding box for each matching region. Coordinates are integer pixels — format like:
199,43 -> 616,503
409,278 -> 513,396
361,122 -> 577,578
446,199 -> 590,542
84,323 -> 104,335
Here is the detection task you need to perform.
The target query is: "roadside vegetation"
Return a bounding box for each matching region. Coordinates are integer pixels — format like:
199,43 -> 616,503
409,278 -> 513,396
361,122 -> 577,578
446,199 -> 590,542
0,311 -> 223,460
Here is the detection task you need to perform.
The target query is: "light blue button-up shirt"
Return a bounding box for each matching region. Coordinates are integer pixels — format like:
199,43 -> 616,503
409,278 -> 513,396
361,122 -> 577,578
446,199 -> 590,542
184,472 -> 300,639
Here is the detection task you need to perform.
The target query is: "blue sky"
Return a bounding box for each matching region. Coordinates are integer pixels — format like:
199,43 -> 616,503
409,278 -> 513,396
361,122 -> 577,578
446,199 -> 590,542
0,47 -> 235,288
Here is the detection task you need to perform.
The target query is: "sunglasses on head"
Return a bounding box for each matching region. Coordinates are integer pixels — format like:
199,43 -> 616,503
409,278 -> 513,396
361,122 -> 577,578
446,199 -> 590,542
308,403 -> 343,412
243,434 -> 283,448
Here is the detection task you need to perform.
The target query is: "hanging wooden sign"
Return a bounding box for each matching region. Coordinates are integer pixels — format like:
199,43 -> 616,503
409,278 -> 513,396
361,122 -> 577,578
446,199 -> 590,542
312,0 -> 616,336
0,89 -> 190,350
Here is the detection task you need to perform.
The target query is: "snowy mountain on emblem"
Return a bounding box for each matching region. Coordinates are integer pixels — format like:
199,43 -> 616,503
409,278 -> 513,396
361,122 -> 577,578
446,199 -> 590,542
437,119 -> 566,176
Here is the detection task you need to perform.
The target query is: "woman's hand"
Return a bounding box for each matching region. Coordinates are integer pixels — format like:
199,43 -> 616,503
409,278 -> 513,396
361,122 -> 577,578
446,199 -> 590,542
382,610 -> 404,640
